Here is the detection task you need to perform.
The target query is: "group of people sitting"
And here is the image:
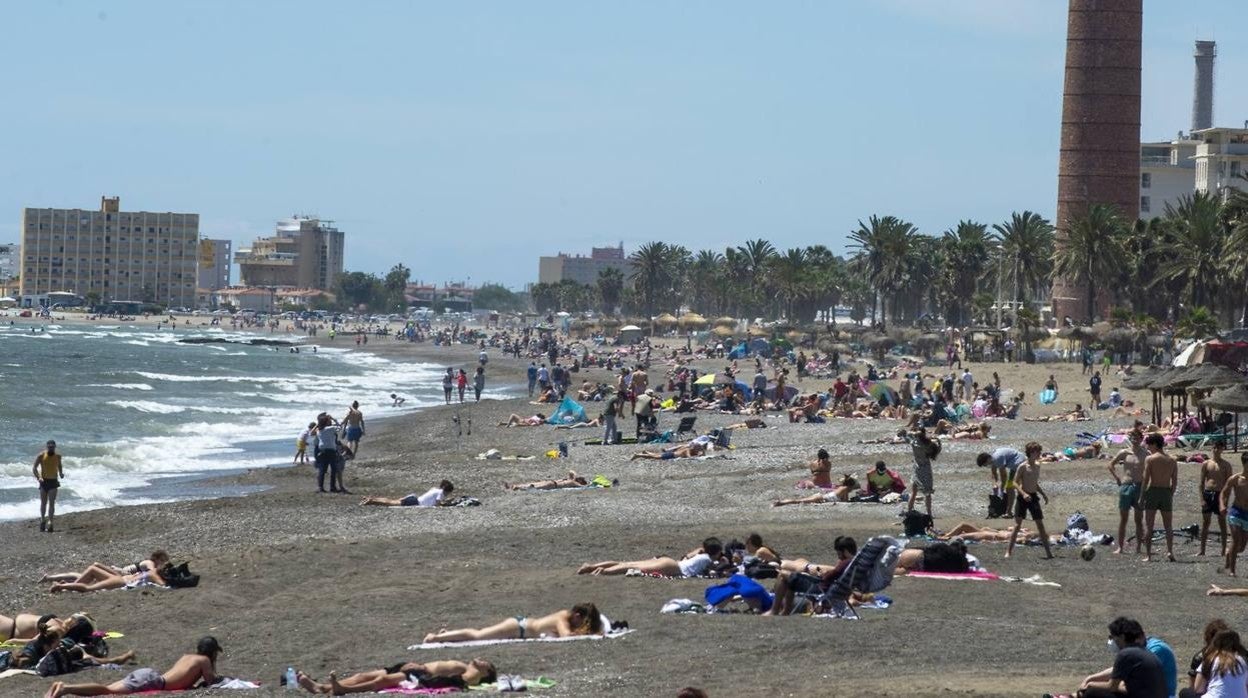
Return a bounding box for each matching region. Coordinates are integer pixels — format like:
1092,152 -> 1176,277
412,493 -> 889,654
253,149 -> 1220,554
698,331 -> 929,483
788,451 -> 907,503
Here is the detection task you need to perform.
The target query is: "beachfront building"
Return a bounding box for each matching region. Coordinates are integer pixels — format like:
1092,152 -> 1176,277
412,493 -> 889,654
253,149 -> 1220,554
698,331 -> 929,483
215,286 -> 276,313
405,281 -> 476,311
19,196 -> 199,308
1139,137 -> 1199,220
197,238 -> 233,291
537,244 -> 632,286
1193,127 -> 1248,201
235,216 -> 344,291
0,243 -> 17,282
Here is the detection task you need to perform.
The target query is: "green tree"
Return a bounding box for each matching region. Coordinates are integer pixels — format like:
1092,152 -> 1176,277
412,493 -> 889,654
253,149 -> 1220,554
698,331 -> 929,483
529,282 -> 557,313
629,242 -> 677,316
687,250 -> 725,316
473,283 -> 524,312
849,215 -> 918,326
596,267 -> 624,315
334,271 -> 384,310
938,220 -> 992,326
1052,204 -> 1129,323
1176,306 -> 1220,339
1156,192 -> 1227,312
992,211 -> 1054,317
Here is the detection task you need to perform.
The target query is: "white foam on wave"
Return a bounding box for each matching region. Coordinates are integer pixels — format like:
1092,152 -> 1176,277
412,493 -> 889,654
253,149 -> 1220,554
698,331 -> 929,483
88,383 -> 155,391
108,400 -> 185,414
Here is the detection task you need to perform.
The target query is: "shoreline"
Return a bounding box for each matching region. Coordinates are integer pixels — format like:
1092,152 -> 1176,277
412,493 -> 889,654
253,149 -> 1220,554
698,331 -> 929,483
0,335 -> 1223,697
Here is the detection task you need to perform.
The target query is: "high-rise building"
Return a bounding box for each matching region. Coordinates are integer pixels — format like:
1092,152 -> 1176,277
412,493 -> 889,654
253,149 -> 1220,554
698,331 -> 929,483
538,244 -> 632,286
1139,137 -> 1199,219
235,216 -> 344,291
1051,0 -> 1142,323
197,238 -> 233,291
20,196 -> 199,307
0,243 -> 17,281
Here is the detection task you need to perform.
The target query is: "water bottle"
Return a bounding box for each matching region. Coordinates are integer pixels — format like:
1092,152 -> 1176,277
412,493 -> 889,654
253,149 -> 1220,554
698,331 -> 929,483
285,667 -> 297,690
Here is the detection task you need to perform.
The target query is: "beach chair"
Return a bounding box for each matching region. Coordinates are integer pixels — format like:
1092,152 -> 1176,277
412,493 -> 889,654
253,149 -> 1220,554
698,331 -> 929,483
708,427 -> 733,449
675,416 -> 697,438
795,536 -> 903,619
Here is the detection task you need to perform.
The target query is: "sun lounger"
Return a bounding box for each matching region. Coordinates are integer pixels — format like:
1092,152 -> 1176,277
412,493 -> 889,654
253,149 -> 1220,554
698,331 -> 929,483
675,416 -> 697,438
795,536 -> 903,619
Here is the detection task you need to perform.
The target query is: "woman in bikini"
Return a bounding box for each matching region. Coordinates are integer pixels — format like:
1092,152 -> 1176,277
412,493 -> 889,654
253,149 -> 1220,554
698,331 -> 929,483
773,474 -> 858,507
1,612 -> 55,643
49,564 -> 166,593
498,413 -> 546,427
504,471 -> 590,491
40,551 -> 170,584
577,538 -> 724,577
796,449 -> 834,489
295,659 -> 497,694
422,604 -> 603,644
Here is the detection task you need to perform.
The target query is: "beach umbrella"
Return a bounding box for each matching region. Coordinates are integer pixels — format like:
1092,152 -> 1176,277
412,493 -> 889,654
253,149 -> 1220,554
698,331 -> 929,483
1057,325 -> 1095,341
694,372 -> 736,386
888,327 -> 920,344
1201,384 -> 1248,413
866,335 -> 896,351
655,313 -> 678,326
713,316 -> 737,328
678,313 -> 708,330
1186,364 -> 1248,391
747,326 -> 770,338
1146,334 -> 1171,349
784,330 -> 805,343
830,343 -> 853,355
867,383 -> 899,406
765,382 -> 800,401
1103,327 -> 1139,352
712,326 -> 735,338
601,317 -> 621,329
773,321 -> 797,333
1122,367 -> 1165,391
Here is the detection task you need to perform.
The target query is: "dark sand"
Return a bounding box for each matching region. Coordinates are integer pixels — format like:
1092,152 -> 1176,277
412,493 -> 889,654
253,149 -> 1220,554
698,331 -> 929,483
0,337 -> 1230,697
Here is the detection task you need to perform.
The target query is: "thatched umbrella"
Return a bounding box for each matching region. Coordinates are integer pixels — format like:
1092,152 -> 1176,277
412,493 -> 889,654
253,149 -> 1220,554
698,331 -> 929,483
1187,364 -> 1248,391
837,324 -> 869,335
1008,325 -> 1049,342
601,316 -> 621,330
888,327 -> 921,344
1102,327 -> 1139,353
1057,325 -> 1095,341
785,330 -> 805,344
654,313 -> 678,327
678,313 -> 708,330
831,343 -> 853,355
1200,384 -> 1248,450
1122,367 -> 1164,392
1146,335 -> 1171,349
747,326 -> 770,338
773,321 -> 797,333
712,325 -> 735,338
866,335 -> 897,353
713,316 -> 737,328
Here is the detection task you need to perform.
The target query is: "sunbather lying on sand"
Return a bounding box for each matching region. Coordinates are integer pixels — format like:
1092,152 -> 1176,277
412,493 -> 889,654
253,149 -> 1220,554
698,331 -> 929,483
629,441 -> 707,460
40,551 -> 171,584
505,471 -> 590,490
1038,442 -> 1104,461
724,418 -> 767,430
1025,405 -> 1090,422
296,659 -> 497,694
360,480 -> 454,507
893,541 -> 977,576
950,423 -> 992,440
1207,584 -> 1248,596
554,417 -> 602,429
1,612 -> 61,642
45,636 -> 223,698
49,563 -> 167,593
14,617 -> 136,669
937,522 -> 1033,543
577,538 -> 725,577
422,604 -> 604,643
773,475 -> 857,506
498,413 -> 546,427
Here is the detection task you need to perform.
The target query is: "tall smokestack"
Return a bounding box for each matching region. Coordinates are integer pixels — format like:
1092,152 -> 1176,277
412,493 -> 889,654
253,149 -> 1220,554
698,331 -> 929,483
1051,0 -> 1142,324
1192,40 -> 1216,132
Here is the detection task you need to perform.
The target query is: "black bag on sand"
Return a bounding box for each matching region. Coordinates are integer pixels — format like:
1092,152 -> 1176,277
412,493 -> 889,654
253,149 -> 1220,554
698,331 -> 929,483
902,511 -> 934,537
987,492 -> 1008,519
161,562 -> 200,588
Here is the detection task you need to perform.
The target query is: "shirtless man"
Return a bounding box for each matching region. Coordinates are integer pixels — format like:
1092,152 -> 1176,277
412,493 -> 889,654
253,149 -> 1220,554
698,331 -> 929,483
629,441 -> 707,461
1108,430 -> 1147,555
505,471 -> 590,490
45,636 -> 223,697
1005,442 -> 1052,560
1141,433 -> 1179,562
341,401 -> 366,455
296,658 -> 496,695
1220,452 -> 1248,576
1200,442 -> 1234,557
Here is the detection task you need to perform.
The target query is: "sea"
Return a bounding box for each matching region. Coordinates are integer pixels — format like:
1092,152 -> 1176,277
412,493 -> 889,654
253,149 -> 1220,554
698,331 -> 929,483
0,322 -> 471,522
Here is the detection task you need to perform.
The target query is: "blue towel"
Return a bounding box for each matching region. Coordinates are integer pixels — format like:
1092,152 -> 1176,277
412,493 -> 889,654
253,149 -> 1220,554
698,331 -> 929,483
705,574 -> 773,613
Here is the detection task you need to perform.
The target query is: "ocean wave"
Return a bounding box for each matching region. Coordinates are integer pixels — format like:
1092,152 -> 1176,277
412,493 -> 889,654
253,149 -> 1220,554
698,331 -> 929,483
108,400 -> 186,414
88,383 -> 155,391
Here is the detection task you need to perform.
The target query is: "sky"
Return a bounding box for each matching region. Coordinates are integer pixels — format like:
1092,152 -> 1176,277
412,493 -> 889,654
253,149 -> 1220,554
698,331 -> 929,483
1,1 -> 1244,289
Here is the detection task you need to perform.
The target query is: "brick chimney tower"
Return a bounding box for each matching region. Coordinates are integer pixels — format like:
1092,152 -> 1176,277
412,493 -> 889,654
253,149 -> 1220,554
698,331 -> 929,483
1051,0 -> 1142,324
1192,40 -> 1216,132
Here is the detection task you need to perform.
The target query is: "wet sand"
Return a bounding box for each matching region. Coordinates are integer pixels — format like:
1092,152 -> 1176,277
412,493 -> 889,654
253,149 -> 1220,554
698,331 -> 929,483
0,337 -> 1228,697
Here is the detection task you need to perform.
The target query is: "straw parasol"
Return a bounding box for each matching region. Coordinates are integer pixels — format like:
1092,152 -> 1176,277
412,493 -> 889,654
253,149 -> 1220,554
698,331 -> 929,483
866,335 -> 896,351
1153,365 -> 1202,391
747,326 -> 770,338
1122,367 -> 1166,391
654,313 -> 678,327
1201,384 -> 1248,413
600,316 -> 621,329
1057,325 -> 1095,341
712,325 -> 735,338
678,313 -> 708,330
713,316 -> 737,328
1186,364 -> 1248,391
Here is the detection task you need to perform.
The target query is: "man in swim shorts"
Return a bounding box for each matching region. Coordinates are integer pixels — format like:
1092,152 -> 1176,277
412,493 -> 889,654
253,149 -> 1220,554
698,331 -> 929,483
46,636 -> 223,697
361,480 -> 454,508
1108,429 -> 1147,555
1005,442 -> 1052,560
1220,452 -> 1248,576
1200,441 -> 1233,558
1141,433 -> 1178,563
342,401 -> 366,455
977,447 -> 1026,516
34,440 -> 63,533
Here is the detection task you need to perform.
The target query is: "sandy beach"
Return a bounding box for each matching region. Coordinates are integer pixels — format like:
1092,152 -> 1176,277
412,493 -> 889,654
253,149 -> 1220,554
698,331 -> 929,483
0,331 -> 1228,697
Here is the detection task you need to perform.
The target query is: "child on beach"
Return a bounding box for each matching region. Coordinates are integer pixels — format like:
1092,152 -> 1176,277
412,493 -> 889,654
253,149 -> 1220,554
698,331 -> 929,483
295,422 -> 313,465
1005,442 -> 1053,560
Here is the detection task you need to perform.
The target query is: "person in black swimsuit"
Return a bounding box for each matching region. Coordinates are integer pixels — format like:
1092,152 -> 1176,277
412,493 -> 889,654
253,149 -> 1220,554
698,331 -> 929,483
295,659 -> 496,694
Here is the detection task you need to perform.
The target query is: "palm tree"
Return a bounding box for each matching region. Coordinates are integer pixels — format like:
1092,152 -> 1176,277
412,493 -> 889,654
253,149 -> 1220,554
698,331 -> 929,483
938,220 -> 993,326
628,242 -> 673,317
1176,306 -> 1220,339
771,248 -> 808,320
687,249 -> 724,316
596,267 -> 624,315
992,211 -> 1054,319
1051,204 -> 1129,323
849,215 -> 918,326
735,239 -> 777,316
1156,192 -> 1227,312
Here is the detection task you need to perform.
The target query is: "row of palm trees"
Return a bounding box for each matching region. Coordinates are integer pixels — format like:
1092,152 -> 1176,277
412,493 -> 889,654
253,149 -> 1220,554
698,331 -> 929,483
528,188 -> 1248,331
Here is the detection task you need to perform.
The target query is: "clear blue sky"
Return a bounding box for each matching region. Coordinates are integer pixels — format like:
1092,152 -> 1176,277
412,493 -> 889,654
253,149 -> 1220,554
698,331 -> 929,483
0,1 -> 1241,288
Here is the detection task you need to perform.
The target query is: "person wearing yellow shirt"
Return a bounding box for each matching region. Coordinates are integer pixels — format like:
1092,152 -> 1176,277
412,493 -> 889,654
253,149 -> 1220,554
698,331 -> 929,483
34,439 -> 63,533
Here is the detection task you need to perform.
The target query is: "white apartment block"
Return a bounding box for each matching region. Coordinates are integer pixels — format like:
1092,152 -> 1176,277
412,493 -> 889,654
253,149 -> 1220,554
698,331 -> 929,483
0,243 -> 17,280
1139,127 -> 1248,220
197,238 -> 233,291
20,196 -> 199,307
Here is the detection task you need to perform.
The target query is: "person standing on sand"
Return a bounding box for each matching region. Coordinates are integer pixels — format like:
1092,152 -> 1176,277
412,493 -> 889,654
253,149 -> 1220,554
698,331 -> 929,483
456,369 -> 468,402
442,368 -> 454,404
1219,452 -> 1248,577
295,422 -> 314,465
342,401 -> 365,455
473,366 -> 485,402
34,440 -> 63,533
527,362 -> 538,397
903,429 -> 939,519
1108,429 -> 1147,555
1141,433 -> 1179,562
1004,442 -> 1052,560
1201,441 -> 1234,558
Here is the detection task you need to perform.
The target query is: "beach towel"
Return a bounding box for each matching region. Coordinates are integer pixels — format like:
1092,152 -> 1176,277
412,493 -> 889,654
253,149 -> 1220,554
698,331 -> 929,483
470,677 -> 556,692
907,570 -> 1000,581
1039,389 -> 1058,405
1002,574 -> 1062,588
0,669 -> 37,680
408,628 -> 633,650
378,687 -> 461,695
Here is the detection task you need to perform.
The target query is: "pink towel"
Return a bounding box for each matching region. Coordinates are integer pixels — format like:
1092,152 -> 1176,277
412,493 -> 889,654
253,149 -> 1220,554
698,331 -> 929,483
907,570 -> 1000,581
378,687 -> 461,695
